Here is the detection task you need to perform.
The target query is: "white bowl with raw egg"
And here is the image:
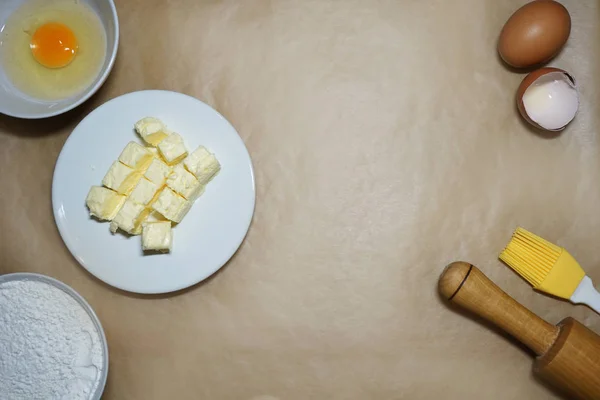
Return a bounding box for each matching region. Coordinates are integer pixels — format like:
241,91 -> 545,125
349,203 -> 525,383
0,0 -> 118,119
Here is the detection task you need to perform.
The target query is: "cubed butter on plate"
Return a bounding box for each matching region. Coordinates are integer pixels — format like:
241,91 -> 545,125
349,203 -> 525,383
183,146 -> 221,185
102,161 -> 143,195
118,141 -> 154,171
142,221 -> 172,252
158,133 -> 188,165
166,164 -> 204,200
146,210 -> 169,222
85,186 -> 126,221
129,177 -> 161,206
110,199 -> 151,235
144,158 -> 171,186
151,187 -> 192,223
135,117 -> 169,146
146,146 -> 164,162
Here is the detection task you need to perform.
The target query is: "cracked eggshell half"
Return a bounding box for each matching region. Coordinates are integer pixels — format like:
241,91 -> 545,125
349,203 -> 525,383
517,67 -> 579,132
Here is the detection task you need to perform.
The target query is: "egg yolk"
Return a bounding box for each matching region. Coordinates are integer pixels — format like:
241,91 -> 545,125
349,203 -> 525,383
30,22 -> 78,69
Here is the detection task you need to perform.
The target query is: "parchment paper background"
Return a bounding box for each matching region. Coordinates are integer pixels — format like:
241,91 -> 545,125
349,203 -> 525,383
2,1 -> 600,398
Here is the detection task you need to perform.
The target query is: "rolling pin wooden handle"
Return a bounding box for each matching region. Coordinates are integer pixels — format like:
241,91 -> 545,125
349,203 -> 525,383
439,262 -> 560,356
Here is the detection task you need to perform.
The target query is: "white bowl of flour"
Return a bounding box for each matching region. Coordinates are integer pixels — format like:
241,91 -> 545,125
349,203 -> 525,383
0,273 -> 108,400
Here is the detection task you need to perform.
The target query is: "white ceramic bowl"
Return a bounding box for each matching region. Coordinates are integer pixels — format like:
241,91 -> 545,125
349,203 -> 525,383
0,0 -> 119,119
0,272 -> 109,400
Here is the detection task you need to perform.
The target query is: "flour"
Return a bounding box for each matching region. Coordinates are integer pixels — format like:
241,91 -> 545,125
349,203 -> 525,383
0,279 -> 104,400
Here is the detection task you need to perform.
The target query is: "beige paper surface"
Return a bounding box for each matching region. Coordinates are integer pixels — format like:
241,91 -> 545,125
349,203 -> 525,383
1,0 -> 600,398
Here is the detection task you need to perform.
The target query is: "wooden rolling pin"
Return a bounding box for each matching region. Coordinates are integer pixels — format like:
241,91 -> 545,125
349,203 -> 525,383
439,262 -> 600,400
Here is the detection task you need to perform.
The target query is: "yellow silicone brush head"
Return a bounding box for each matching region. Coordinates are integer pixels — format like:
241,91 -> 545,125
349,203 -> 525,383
500,227 -> 561,287
499,227 -> 585,299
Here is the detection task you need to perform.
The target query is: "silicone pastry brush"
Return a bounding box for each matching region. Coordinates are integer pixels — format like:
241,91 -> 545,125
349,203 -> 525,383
500,227 -> 600,314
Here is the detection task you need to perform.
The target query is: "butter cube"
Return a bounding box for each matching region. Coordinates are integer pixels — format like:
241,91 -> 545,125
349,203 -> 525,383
147,147 -> 160,158
183,146 -> 220,185
144,158 -> 171,186
146,210 -> 169,222
129,177 -> 161,206
135,117 -> 169,146
102,161 -> 143,195
109,199 -> 151,235
151,187 -> 192,223
148,146 -> 171,165
142,221 -> 173,252
158,133 -> 188,165
166,164 -> 203,200
85,186 -> 126,221
118,141 -> 154,171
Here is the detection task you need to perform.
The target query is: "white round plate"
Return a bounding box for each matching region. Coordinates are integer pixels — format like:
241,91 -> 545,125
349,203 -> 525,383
52,90 -> 255,294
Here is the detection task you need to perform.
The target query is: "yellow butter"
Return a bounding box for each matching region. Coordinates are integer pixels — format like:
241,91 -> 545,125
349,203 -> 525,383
109,199 -> 151,235
144,157 -> 171,186
142,221 -> 172,252
166,164 -> 203,200
129,177 -> 161,206
151,187 -> 192,223
102,161 -> 142,195
135,117 -> 169,146
158,133 -> 188,165
183,146 -> 220,185
118,141 -> 154,171
85,186 -> 126,221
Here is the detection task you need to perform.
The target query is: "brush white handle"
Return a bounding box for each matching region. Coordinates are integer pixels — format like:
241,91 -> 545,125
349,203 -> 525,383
570,276 -> 600,314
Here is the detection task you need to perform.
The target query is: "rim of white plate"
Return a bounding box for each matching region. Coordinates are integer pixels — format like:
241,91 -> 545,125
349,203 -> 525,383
52,90 -> 256,293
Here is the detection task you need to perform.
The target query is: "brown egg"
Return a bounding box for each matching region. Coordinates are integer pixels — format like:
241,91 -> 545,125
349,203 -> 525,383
498,0 -> 571,68
517,67 -> 579,131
